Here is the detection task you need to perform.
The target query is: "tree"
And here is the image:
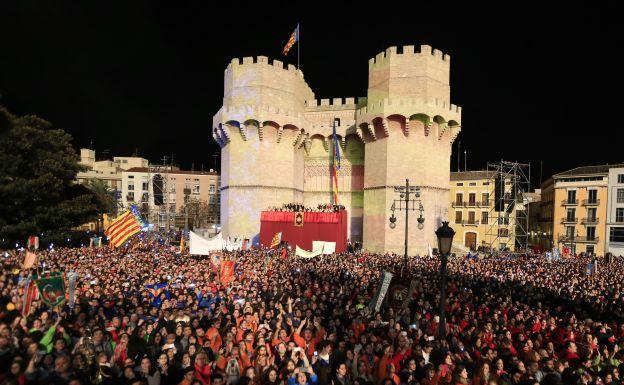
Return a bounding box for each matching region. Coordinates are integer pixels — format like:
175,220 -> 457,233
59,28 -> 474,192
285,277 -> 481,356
179,198 -> 213,229
85,178 -> 117,233
85,179 -> 116,215
0,106 -> 104,247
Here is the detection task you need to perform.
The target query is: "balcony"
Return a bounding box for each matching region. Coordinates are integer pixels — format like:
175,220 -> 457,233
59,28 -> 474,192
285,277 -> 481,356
461,220 -> 480,226
452,200 -> 490,208
582,199 -> 600,206
561,199 -> 579,206
581,217 -> 599,225
560,217 -> 578,224
558,235 -> 599,243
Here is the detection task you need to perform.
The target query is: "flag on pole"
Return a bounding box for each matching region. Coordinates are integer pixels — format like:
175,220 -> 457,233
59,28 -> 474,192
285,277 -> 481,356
270,232 -> 282,249
220,261 -> 235,286
35,273 -> 66,308
210,252 -> 222,269
23,251 -> 38,269
21,277 -> 38,316
27,236 -> 39,250
66,271 -> 78,308
332,120 -> 341,205
283,24 -> 299,55
105,205 -> 144,248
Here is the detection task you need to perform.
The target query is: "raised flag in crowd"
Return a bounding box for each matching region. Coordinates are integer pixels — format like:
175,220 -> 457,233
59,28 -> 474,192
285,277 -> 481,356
105,205 -> 144,248
34,273 -> 66,308
270,232 -> 282,249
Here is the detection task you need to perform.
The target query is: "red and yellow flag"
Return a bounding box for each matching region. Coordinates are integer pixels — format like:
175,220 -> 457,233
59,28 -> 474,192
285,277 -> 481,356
105,210 -> 142,248
283,24 -> 299,56
270,232 -> 282,249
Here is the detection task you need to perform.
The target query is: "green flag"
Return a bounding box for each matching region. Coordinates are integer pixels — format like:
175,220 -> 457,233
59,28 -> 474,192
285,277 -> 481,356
35,273 -> 66,308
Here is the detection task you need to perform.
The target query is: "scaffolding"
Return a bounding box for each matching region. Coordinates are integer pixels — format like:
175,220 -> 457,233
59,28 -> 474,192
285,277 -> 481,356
144,155 -> 175,242
485,160 -> 531,252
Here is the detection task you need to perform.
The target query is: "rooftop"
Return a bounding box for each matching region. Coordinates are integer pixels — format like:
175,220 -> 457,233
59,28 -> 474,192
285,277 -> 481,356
450,170 -> 499,181
553,164 -> 624,178
124,167 -> 219,176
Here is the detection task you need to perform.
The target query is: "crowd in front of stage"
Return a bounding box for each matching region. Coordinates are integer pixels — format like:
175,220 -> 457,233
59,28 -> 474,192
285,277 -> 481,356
2,242 -> 624,385
268,204 -> 346,213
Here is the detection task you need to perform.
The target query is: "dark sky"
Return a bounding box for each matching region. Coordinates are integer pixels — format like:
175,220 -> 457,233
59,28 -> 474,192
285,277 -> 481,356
1,2 -> 621,187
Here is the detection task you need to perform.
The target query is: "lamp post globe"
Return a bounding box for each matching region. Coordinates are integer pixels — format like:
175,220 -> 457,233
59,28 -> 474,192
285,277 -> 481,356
435,221 -> 455,340
435,221 -> 455,255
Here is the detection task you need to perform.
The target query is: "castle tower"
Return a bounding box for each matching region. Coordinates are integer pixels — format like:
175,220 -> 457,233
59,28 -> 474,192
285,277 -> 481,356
360,45 -> 461,255
213,45 -> 461,253
213,56 -> 314,243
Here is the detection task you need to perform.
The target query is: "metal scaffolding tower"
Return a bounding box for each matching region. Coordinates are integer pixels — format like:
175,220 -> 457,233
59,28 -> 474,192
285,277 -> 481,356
485,160 -> 531,252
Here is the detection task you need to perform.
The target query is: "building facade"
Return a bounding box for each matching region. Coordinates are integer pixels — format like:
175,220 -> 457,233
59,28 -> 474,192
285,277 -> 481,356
606,167 -> 624,256
449,171 -> 517,251
551,166 -> 610,256
213,45 -> 461,254
121,167 -> 220,230
77,148 -> 149,191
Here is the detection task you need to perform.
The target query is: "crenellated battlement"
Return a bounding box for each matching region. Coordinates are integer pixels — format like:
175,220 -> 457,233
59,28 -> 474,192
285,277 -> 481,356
368,44 -> 450,68
356,97 -> 461,118
304,97 -> 367,111
225,56 -> 303,77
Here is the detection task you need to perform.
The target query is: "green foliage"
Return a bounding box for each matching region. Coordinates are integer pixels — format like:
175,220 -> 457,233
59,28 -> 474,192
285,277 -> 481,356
85,178 -> 116,216
0,105 -> 104,246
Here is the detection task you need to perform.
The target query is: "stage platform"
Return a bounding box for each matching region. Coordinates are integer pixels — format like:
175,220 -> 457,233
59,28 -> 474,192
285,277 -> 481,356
259,211 -> 347,252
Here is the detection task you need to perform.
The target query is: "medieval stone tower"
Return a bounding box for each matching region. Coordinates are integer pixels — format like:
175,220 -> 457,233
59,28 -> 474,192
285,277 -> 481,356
213,45 -> 461,255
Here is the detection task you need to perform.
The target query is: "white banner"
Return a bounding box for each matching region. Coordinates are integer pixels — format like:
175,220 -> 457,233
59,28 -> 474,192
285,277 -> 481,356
312,241 -> 336,255
295,245 -> 323,259
224,238 -> 243,251
189,231 -> 223,255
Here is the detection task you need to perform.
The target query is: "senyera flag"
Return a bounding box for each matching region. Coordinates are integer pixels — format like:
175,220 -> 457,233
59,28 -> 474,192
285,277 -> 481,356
105,205 -> 145,248
270,232 -> 282,249
283,24 -> 299,55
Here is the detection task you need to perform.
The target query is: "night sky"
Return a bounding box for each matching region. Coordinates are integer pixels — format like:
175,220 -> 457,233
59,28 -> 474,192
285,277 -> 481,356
1,2 -> 621,187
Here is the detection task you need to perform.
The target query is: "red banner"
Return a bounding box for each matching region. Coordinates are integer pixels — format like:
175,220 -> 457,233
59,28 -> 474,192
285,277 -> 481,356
260,211 -> 347,253
220,261 -> 235,286
260,211 -> 342,224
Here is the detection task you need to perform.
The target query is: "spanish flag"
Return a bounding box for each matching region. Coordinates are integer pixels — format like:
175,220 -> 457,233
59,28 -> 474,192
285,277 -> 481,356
283,24 -> 299,56
105,208 -> 142,248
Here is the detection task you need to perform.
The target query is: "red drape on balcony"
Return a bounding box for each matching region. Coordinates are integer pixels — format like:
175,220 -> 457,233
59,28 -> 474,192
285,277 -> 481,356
259,211 -> 347,252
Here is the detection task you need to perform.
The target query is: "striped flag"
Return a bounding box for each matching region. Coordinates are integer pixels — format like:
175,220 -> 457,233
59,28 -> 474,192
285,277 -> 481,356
332,120 -> 341,205
105,208 -> 142,248
21,277 -> 38,316
270,232 -> 282,249
283,24 -> 299,55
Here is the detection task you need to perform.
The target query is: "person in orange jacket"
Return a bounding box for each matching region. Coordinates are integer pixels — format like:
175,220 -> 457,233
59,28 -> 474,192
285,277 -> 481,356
293,317 -> 326,359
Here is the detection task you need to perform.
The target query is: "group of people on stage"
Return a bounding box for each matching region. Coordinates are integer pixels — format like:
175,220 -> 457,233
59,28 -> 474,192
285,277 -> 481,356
268,204 -> 346,213
3,242 -> 624,385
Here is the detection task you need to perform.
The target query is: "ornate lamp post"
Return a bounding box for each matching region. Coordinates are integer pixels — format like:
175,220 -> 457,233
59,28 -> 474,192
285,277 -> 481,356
389,179 -> 424,274
435,221 -> 455,339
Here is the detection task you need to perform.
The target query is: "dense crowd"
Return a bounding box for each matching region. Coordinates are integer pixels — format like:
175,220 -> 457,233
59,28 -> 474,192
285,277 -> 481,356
2,241 -> 624,385
268,204 -> 346,213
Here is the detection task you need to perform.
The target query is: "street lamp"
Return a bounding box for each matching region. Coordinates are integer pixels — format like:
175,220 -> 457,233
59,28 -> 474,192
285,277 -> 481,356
435,221 -> 455,339
388,179 -> 425,274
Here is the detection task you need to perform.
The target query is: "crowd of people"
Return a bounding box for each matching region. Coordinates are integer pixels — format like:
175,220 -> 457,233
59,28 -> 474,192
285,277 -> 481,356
267,204 -> 346,213
2,240 -> 624,385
